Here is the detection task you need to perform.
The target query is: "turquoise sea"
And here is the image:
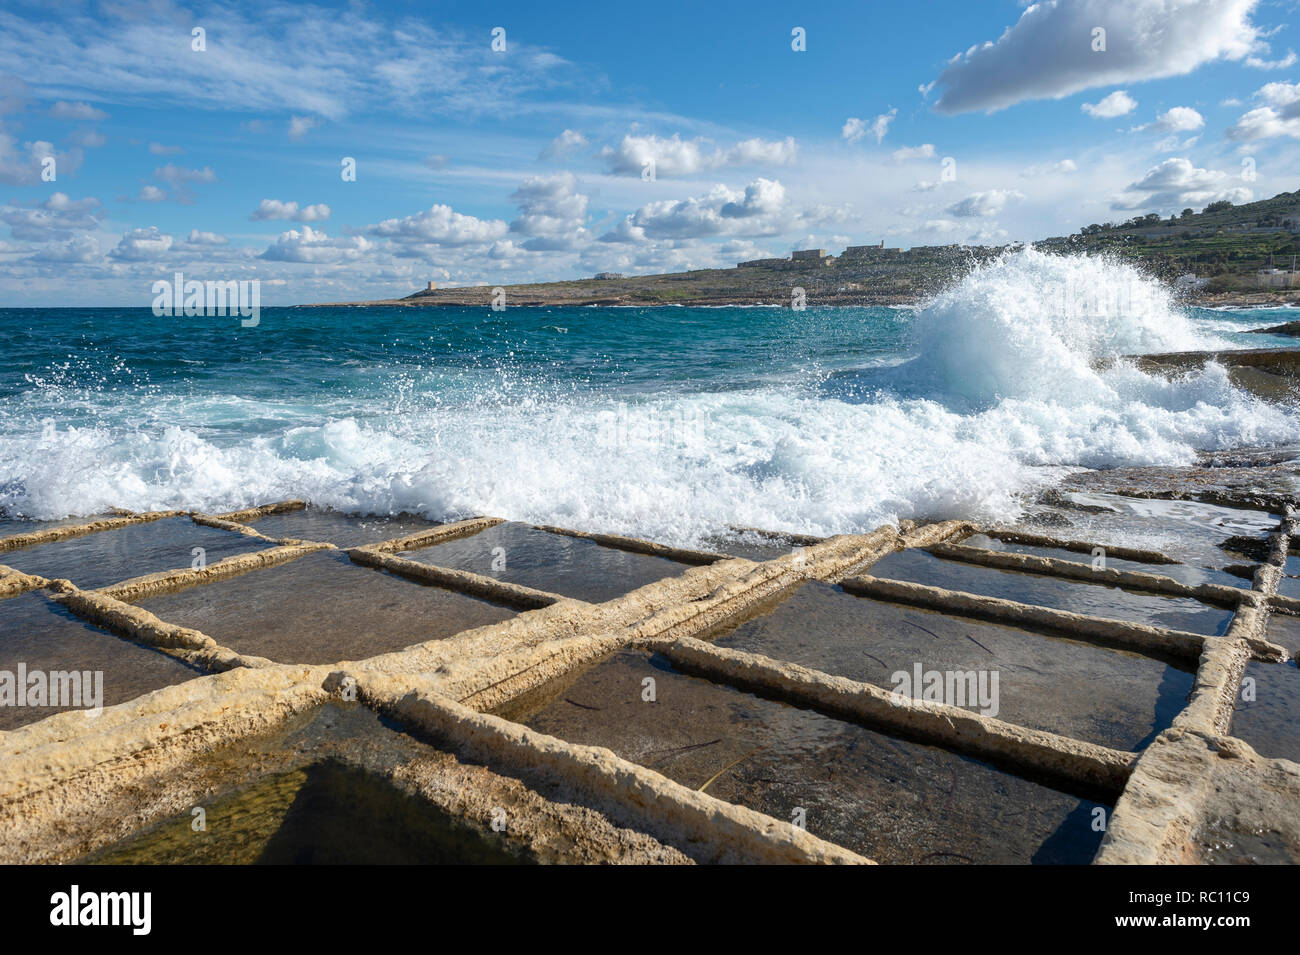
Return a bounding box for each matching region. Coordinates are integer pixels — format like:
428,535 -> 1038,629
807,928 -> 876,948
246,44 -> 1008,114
3,250 -> 1298,545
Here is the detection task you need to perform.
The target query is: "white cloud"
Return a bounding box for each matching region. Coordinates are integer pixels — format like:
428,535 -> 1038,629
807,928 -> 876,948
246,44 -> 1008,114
842,109 -> 896,145
931,0 -> 1261,114
721,178 -> 787,218
138,185 -> 166,202
1114,157 -> 1253,210
251,199 -> 331,222
1082,91 -> 1137,118
260,226 -> 373,263
508,172 -> 590,251
892,144 -> 936,161
540,128 -> 587,159
728,136 -> 799,165
947,189 -> 1023,217
1245,50 -> 1297,69
109,226 -> 173,261
0,192 -> 102,239
368,204 -> 508,249
600,133 -> 797,176
601,178 -> 792,242
1146,106 -> 1205,131
1227,80 -> 1300,140
149,142 -> 183,155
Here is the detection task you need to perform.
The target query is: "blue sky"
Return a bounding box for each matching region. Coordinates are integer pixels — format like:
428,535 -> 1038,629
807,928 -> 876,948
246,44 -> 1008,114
2,0 -> 1299,305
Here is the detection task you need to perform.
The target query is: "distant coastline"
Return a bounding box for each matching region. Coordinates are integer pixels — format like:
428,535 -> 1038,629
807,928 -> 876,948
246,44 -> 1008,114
305,190 -> 1300,311
306,285 -> 1300,310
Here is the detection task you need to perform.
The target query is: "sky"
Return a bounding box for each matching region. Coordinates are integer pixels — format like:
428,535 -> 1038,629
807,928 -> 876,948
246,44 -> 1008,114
1,0 -> 1299,306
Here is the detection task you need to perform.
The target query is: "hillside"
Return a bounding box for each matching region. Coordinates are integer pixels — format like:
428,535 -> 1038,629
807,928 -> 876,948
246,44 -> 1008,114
1036,189 -> 1300,293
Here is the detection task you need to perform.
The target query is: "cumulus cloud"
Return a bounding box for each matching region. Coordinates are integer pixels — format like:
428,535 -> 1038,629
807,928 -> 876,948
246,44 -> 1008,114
368,204 -> 508,252
1081,90 -> 1137,118
508,172 -> 590,250
947,189 -> 1023,217
108,226 -> 173,261
720,178 -> 786,218
600,178 -> 791,242
842,109 -> 896,144
0,192 -> 102,239
1227,80 -> 1300,140
600,133 -> 797,176
1114,157 -> 1252,210
138,185 -> 166,202
251,199 -> 331,222
540,128 -> 587,159
931,0 -> 1261,114
1144,106 -> 1206,131
260,226 -> 372,263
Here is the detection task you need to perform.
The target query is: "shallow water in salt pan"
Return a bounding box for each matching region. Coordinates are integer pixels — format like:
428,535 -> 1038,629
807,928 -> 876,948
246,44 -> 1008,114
136,550 -> 515,663
401,521 -> 694,603
0,590 -> 201,729
507,649 -> 1108,864
701,580 -> 1194,751
0,516 -> 273,589
869,548 -> 1234,635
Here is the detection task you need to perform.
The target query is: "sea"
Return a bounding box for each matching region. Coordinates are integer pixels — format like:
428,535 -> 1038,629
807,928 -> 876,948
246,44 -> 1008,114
3,248 -> 1299,546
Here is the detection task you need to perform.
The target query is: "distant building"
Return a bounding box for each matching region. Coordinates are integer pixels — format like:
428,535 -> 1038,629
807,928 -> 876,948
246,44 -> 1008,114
426,281 -> 437,290
1257,256 -> 1300,287
791,248 -> 828,260
737,257 -> 788,268
593,272 -> 624,280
